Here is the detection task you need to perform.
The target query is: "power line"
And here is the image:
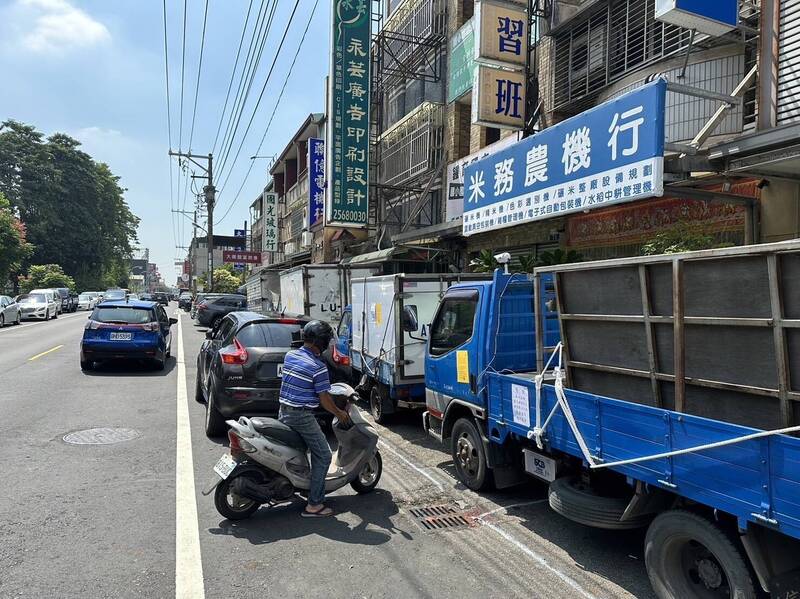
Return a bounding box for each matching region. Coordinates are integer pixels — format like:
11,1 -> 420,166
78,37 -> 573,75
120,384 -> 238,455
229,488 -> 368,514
216,0 -> 319,225
178,0 -> 188,151
211,0 -> 255,155
188,0 -> 210,152
215,0 -> 303,198
162,0 -> 178,250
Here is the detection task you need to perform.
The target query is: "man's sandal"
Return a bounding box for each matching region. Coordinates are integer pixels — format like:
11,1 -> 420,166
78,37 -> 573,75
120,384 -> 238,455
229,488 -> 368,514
301,506 -> 334,518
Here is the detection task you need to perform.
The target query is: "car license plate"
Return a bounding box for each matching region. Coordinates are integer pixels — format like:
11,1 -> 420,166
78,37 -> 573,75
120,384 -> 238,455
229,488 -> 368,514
277,363 -> 283,378
213,453 -> 238,480
110,332 -> 132,341
523,449 -> 557,482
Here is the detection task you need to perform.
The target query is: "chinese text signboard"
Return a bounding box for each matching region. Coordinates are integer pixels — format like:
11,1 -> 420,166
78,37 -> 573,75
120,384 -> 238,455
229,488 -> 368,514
308,138 -> 325,228
472,65 -> 526,129
463,79 -> 667,237
326,0 -> 370,227
447,18 -> 475,103
655,0 -> 737,37
262,191 -> 278,253
222,250 -> 262,264
475,1 -> 527,68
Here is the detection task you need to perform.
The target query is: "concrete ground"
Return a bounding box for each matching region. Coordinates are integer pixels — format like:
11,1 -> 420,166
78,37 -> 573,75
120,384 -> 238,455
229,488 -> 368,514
0,305 -> 655,598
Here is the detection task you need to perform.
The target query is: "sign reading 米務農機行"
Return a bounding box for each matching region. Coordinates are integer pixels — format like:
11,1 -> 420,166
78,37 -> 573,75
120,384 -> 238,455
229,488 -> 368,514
262,192 -> 278,254
326,0 -> 370,228
308,138 -> 325,228
474,1 -> 527,69
462,79 -> 667,237
472,65 -> 526,130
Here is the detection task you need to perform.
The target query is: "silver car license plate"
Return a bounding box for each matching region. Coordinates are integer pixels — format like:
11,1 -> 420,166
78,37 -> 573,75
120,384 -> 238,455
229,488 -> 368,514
110,332 -> 132,341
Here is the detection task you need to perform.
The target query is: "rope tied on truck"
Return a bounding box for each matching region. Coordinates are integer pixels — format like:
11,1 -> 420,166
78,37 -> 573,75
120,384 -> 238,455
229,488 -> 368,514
530,342 -> 800,470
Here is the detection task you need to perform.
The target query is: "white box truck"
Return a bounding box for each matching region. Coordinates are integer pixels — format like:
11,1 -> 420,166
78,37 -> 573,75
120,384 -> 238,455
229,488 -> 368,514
346,273 -> 489,422
278,264 -> 378,325
245,268 -> 281,314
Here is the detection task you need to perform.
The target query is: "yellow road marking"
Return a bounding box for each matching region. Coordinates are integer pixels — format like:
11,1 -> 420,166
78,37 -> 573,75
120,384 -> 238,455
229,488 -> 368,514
28,344 -> 64,361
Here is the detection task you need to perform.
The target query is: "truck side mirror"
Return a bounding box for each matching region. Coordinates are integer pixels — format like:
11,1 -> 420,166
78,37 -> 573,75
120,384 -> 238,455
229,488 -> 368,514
402,305 -> 419,332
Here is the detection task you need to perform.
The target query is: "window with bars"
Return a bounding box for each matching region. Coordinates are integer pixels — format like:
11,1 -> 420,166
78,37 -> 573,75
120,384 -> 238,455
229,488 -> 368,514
553,0 -> 692,111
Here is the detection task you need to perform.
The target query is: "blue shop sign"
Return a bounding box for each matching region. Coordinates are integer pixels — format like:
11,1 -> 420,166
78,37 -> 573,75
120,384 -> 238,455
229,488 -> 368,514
462,79 -> 667,237
308,137 -> 325,228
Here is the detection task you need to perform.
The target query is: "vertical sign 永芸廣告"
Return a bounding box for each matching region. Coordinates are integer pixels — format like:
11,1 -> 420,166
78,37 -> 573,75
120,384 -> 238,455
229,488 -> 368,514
262,191 -> 278,254
326,0 -> 370,227
462,79 -> 667,236
308,138 -> 325,228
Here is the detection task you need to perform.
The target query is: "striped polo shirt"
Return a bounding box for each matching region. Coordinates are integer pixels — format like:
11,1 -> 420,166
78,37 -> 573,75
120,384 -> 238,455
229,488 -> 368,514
279,346 -> 331,408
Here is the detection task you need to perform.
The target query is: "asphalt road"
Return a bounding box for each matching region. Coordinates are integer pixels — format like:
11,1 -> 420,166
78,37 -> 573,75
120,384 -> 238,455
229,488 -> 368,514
0,305 -> 655,599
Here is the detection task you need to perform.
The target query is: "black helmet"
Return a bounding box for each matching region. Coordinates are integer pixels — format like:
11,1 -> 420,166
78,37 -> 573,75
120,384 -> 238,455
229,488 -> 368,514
302,320 -> 334,352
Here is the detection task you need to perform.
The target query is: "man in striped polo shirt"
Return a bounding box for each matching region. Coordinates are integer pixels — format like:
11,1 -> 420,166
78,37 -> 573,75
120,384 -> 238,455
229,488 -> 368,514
279,320 -> 350,517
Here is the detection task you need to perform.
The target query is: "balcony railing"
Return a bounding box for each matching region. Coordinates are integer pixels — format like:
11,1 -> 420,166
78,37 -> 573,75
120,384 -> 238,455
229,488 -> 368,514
378,101 -> 443,187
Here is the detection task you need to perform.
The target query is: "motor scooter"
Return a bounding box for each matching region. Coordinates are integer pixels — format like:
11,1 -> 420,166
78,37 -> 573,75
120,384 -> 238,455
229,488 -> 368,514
204,383 -> 382,520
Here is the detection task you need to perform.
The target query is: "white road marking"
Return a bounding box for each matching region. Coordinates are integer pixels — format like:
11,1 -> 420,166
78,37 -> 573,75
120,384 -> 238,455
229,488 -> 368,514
378,436 -> 598,599
175,313 -> 205,599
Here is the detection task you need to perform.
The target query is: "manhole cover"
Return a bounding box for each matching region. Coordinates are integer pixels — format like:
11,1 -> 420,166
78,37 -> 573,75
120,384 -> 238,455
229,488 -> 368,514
408,505 -> 471,531
63,427 -> 140,445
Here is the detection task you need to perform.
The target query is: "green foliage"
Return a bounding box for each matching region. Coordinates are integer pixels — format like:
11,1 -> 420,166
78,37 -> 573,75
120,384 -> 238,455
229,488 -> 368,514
640,223 -> 729,256
0,120 -> 140,291
516,254 -> 538,273
469,249 -> 498,272
20,264 -> 75,293
200,266 -> 242,293
535,249 -> 583,267
0,191 -> 33,291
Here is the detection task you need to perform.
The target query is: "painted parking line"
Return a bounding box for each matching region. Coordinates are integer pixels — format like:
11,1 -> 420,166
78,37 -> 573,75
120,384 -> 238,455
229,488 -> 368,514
174,313 -> 205,599
28,344 -> 64,361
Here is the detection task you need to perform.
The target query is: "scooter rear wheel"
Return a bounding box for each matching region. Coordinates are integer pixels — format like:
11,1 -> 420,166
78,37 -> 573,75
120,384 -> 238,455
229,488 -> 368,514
214,469 -> 265,520
350,451 -> 382,494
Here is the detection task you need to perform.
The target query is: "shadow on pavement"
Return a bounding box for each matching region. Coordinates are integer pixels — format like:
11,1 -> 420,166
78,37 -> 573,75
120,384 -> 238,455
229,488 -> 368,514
82,357 -> 177,377
208,488 -> 413,546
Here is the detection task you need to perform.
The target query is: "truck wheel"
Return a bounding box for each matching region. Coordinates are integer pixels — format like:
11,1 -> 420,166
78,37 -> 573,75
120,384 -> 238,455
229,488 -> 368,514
451,418 -> 491,491
370,384 -> 392,424
645,510 -> 756,599
548,476 -> 650,530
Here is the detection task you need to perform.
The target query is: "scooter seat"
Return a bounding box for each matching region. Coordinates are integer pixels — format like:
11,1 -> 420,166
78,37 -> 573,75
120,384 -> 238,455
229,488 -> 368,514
250,417 -> 307,451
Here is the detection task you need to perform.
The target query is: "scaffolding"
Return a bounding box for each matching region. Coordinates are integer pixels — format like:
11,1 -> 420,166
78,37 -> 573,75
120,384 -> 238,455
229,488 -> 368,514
369,0 -> 446,245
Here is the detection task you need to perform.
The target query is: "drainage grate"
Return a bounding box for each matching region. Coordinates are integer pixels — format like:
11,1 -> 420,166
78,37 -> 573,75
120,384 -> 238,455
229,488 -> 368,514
408,505 -> 471,531
63,427 -> 140,445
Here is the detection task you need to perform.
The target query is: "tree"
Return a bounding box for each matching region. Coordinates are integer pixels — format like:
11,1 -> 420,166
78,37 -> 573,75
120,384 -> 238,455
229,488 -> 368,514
200,267 -> 242,293
20,264 -> 75,293
641,222 -> 730,256
0,192 -> 33,292
469,249 -> 498,272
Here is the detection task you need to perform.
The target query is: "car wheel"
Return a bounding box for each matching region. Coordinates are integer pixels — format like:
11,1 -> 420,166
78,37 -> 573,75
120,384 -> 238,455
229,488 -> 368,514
195,372 -> 206,403
15,312 -> 21,325
0,314 -> 5,328
154,356 -> 166,371
205,385 -> 227,438
53,309 -> 57,319
451,418 -> 492,491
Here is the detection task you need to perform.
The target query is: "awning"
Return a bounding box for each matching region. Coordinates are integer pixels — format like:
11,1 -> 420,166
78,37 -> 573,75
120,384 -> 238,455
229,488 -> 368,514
709,122 -> 800,180
391,218 -> 463,245
341,247 -> 404,265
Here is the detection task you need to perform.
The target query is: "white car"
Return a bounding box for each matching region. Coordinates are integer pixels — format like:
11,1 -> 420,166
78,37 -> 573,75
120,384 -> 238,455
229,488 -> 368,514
77,293 -> 98,310
17,292 -> 58,320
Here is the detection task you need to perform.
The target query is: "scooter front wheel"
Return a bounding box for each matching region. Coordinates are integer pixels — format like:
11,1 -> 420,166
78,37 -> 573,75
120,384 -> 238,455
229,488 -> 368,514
350,451 -> 382,494
214,469 -> 265,520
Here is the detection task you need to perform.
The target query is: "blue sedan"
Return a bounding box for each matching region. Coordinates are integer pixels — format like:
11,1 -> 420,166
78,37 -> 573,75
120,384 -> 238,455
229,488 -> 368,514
80,300 -> 177,371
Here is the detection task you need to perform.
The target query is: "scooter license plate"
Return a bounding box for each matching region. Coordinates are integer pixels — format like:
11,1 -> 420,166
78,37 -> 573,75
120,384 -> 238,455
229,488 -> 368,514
213,454 -> 238,480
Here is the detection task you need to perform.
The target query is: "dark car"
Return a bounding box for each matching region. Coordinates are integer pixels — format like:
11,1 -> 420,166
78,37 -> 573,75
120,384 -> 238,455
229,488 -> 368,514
80,300 -> 177,371
195,294 -> 247,328
54,288 -> 77,313
195,312 -> 318,437
178,291 -> 193,311
140,293 -> 154,301
153,292 -> 170,306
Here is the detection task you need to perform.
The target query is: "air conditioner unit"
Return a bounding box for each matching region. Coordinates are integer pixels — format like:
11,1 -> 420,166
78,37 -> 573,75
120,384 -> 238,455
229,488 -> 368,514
302,232 -> 313,247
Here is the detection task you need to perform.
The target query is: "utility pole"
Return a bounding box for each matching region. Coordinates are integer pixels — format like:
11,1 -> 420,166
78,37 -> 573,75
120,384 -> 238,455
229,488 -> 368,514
169,151 -> 215,291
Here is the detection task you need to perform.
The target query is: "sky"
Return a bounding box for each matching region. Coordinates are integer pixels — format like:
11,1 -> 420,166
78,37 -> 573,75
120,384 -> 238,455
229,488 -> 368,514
0,0 -> 329,283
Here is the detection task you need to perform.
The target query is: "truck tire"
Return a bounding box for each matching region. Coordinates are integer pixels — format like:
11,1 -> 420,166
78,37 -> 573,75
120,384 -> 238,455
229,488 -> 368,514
451,418 -> 491,491
645,510 -> 756,599
548,476 -> 650,530
370,384 -> 393,424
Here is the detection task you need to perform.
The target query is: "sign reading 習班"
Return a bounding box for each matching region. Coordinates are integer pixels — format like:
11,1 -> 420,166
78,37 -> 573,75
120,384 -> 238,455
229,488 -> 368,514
463,79 -> 667,236
472,65 -> 526,130
326,0 -> 370,228
475,1 -> 527,69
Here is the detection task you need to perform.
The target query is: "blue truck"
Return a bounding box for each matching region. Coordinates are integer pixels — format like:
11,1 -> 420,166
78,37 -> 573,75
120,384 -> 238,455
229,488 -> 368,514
423,242 -> 800,598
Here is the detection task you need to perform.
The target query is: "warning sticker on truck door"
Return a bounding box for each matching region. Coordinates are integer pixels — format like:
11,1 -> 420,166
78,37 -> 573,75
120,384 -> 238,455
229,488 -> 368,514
456,350 -> 469,383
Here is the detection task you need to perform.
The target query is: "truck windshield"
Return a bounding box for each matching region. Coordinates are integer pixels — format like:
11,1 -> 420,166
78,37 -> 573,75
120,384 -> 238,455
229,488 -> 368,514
429,290 -> 478,356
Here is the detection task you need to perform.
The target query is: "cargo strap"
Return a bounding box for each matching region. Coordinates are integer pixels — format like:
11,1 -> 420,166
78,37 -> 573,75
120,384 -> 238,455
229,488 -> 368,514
529,342 -> 800,470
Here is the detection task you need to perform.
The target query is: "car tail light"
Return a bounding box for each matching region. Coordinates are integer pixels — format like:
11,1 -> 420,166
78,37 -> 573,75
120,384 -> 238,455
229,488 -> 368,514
140,322 -> 159,332
332,345 -> 350,366
277,318 -> 301,324
221,337 -> 248,365
85,320 -> 101,330
197,304 -> 207,311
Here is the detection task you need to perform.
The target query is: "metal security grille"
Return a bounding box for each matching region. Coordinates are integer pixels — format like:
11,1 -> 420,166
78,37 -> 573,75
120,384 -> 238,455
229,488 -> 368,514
408,505 -> 471,530
553,0 -> 692,111
379,101 -> 444,186
777,0 -> 800,124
